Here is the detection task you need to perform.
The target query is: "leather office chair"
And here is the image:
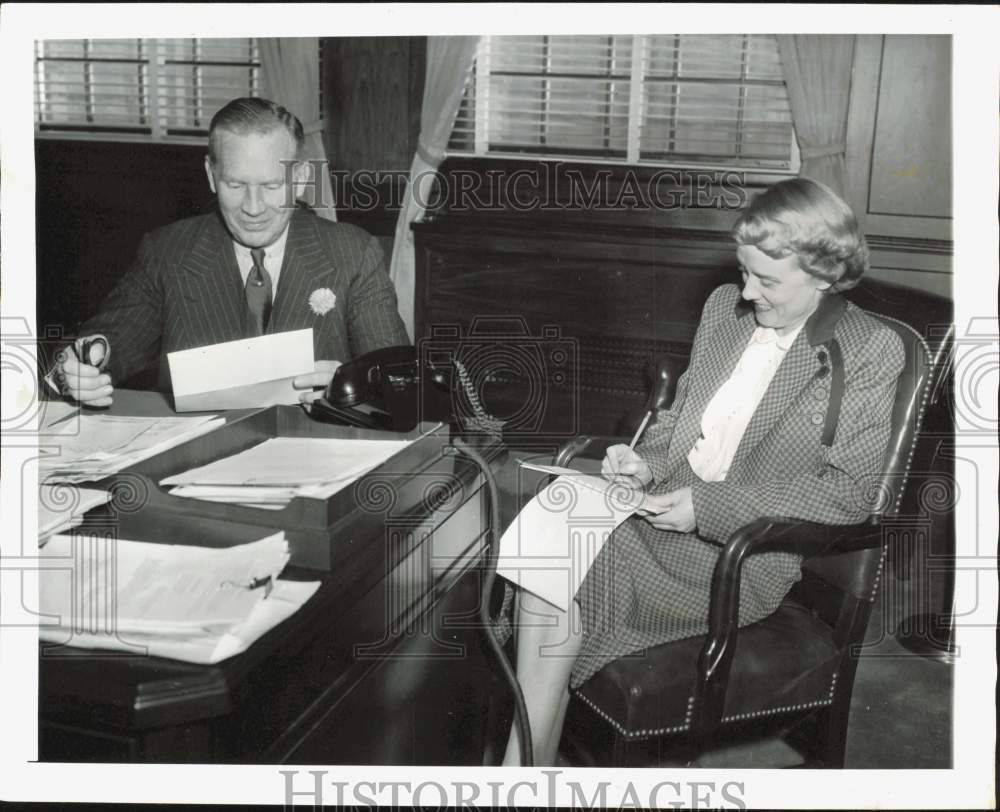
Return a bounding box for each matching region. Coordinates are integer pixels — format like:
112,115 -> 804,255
553,303 -> 945,768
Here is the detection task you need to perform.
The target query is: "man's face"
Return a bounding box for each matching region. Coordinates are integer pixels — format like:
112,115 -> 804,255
205,127 -> 304,248
737,243 -> 830,335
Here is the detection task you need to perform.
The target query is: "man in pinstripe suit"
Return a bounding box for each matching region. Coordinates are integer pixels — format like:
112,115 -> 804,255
53,98 -> 408,407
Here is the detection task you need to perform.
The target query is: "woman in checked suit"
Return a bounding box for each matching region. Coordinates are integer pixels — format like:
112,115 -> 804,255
502,177 -> 906,766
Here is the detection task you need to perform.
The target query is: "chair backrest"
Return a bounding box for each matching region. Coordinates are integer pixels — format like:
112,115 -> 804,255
866,313 -> 936,519
795,282 -> 953,634
844,278 -> 954,522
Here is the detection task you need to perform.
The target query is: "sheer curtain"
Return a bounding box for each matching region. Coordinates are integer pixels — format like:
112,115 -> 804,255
260,37 -> 337,221
388,36 -> 480,339
777,35 -> 857,196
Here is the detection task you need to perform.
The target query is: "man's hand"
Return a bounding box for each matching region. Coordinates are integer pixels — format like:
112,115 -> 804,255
294,359 -> 342,407
53,339 -> 113,407
635,487 -> 696,533
601,443 -> 654,489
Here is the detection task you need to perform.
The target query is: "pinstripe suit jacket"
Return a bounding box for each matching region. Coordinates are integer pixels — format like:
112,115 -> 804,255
571,283 -> 905,687
80,209 -> 409,386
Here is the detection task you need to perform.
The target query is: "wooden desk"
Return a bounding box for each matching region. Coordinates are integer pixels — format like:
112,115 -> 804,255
38,394 -> 500,764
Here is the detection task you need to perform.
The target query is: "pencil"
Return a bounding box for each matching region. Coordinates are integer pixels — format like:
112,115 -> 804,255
628,410 -> 653,450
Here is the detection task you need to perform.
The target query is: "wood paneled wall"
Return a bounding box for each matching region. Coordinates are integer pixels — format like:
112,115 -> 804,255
322,36 -> 425,236
846,35 -> 953,297
34,140 -> 211,338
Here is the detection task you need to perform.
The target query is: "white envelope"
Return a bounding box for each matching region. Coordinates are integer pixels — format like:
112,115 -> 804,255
167,329 -> 315,411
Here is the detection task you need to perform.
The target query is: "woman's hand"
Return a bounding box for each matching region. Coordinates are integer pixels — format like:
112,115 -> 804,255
601,444 -> 653,489
636,487 -> 696,533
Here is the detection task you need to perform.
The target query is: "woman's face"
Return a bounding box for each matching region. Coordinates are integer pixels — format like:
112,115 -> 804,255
737,243 -> 830,336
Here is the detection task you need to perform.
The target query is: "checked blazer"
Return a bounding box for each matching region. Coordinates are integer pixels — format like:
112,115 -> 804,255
79,208 -> 409,387
571,283 -> 905,688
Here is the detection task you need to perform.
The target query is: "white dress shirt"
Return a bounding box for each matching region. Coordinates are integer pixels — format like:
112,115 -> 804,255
232,224 -> 290,301
687,322 -> 806,482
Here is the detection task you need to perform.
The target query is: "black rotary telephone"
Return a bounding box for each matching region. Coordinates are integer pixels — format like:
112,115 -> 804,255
308,345 -> 453,432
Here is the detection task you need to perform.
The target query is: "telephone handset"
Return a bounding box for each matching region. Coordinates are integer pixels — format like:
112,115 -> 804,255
308,345 -> 452,432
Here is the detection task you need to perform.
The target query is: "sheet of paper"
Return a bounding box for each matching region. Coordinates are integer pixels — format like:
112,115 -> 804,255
39,413 -> 224,484
170,376 -> 304,412
38,485 -> 113,538
37,579 -> 320,665
168,328 -> 314,411
517,461 -> 645,509
496,474 -> 641,611
44,414 -> 218,460
165,484 -> 304,504
38,531 -> 289,634
161,437 -> 412,488
38,399 -> 79,432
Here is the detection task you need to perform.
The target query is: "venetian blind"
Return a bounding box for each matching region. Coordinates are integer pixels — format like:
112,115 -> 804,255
34,38 -> 260,139
450,34 -> 795,170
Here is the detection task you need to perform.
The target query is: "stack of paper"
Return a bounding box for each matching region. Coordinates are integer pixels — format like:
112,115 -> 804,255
40,413 -> 224,484
38,484 -> 113,539
161,437 -> 412,508
36,531 -> 319,664
496,462 -> 645,611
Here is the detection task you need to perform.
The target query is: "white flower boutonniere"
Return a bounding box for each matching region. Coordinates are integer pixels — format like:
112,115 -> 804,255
308,288 -> 337,316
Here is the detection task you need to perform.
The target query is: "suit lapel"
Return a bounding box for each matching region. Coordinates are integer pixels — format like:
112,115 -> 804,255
180,212 -> 247,341
726,334 -> 818,476
727,293 -> 847,478
664,301 -> 757,476
269,211 -> 330,334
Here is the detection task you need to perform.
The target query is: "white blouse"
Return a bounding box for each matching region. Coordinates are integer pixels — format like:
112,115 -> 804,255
687,323 -> 805,482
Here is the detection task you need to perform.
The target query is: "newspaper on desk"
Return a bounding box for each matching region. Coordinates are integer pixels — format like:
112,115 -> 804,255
496,462 -> 645,612
36,530 -> 320,664
39,413 -> 224,484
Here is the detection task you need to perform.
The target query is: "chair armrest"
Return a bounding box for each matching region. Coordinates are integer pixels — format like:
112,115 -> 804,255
693,518 -> 883,730
553,435 -> 627,468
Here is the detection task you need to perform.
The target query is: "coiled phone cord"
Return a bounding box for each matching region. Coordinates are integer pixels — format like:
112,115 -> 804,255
452,437 -> 533,768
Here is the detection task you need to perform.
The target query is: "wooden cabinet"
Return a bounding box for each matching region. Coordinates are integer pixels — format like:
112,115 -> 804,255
414,215 -> 738,439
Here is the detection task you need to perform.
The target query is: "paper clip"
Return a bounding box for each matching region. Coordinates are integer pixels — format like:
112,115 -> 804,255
220,574 -> 273,598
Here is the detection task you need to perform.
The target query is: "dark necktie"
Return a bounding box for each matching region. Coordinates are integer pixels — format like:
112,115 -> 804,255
245,247 -> 272,336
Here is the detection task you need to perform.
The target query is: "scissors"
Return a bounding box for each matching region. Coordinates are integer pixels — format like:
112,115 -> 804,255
72,334 -> 111,372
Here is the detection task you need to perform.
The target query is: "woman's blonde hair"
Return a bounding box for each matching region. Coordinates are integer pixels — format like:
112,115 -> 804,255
732,177 -> 869,292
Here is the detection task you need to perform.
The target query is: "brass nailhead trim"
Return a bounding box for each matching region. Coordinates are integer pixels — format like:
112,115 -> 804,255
583,674 -> 840,740
865,312 -> 934,516
869,549 -> 886,603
